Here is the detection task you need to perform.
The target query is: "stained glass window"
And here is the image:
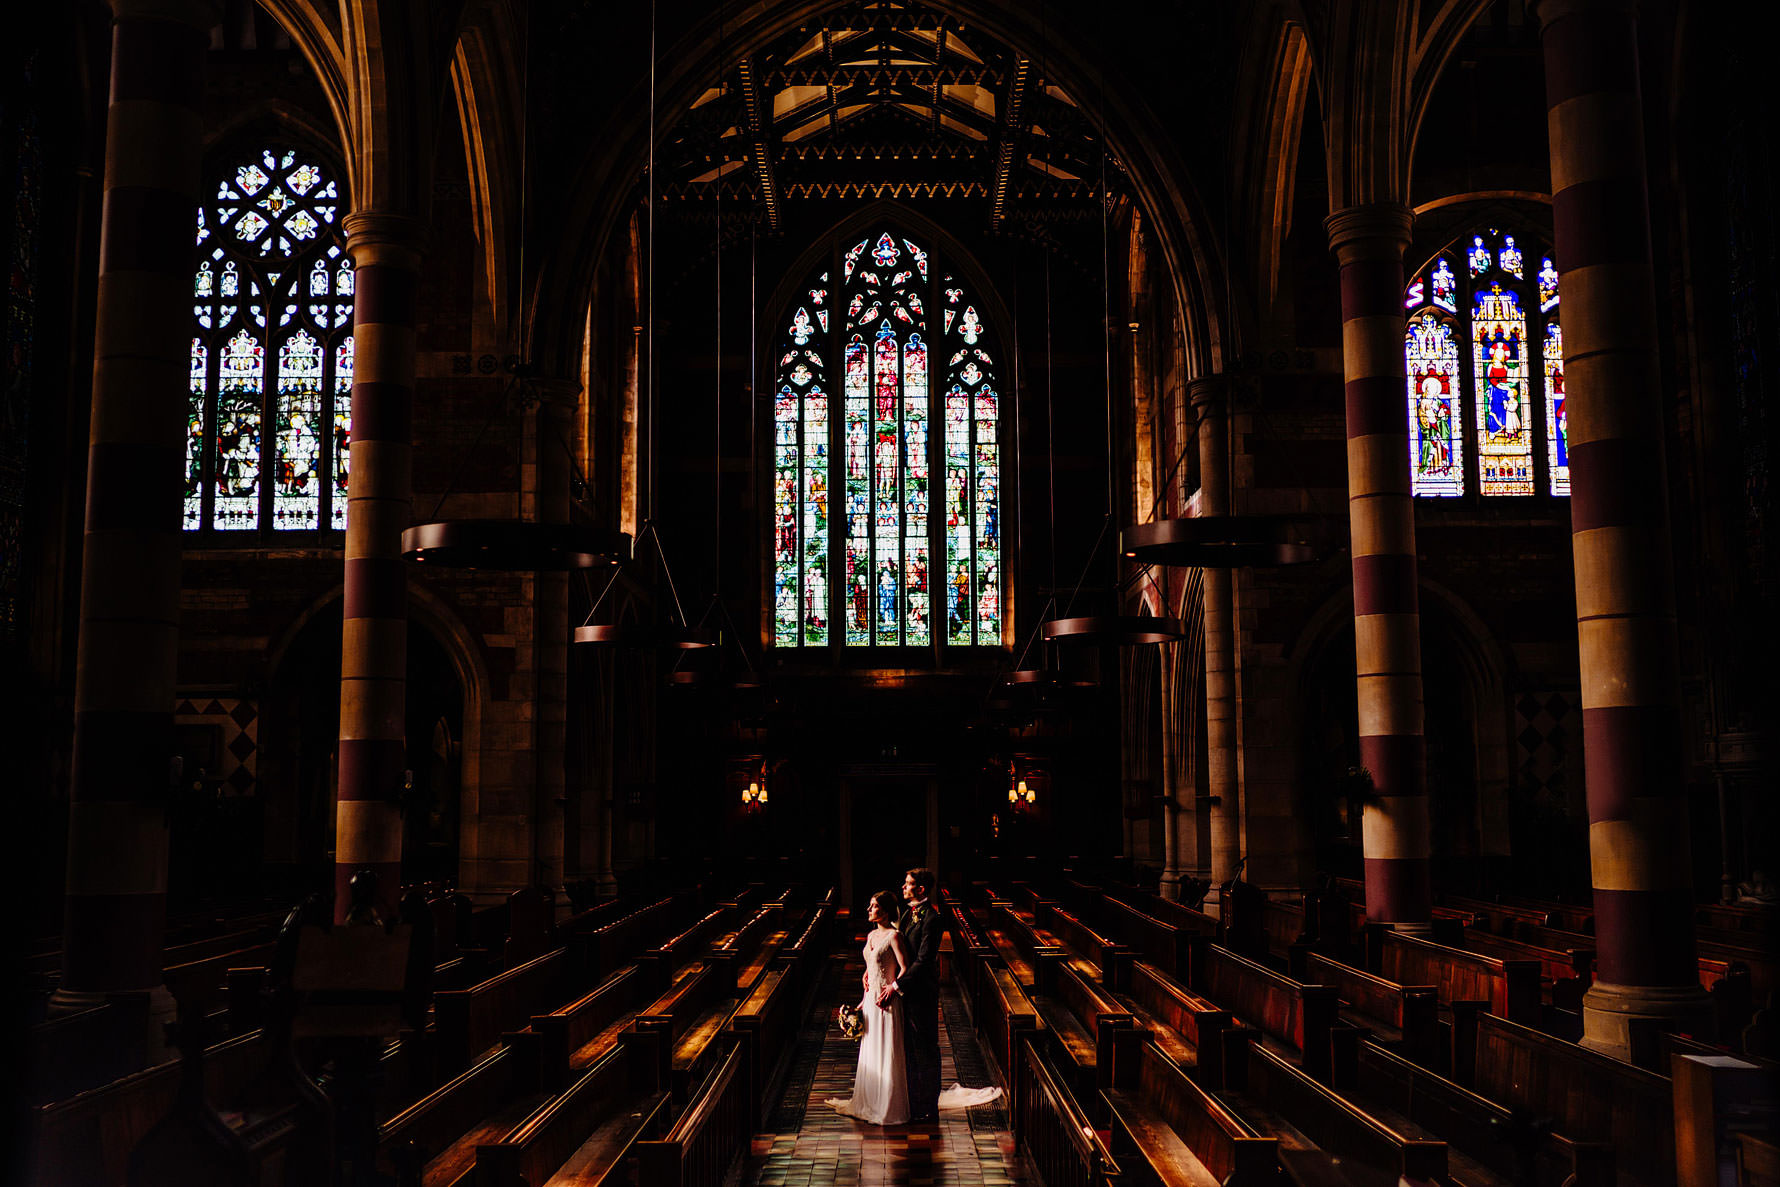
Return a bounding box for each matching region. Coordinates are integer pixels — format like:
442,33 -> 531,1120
1402,228 -> 1566,500
772,231 -> 1002,648
186,146 -> 352,534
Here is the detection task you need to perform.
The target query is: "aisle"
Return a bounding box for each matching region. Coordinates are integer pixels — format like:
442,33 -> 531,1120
739,957 -> 1036,1187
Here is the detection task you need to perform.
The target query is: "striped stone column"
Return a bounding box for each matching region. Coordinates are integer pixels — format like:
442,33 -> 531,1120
1533,0 -> 1710,1058
1326,204 -> 1431,930
336,212 -> 424,923
55,0 -> 217,1035
1194,379 -> 1242,917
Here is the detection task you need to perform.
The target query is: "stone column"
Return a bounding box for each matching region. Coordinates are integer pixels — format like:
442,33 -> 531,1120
1533,0 -> 1710,1058
55,0 -> 218,1044
335,212 -> 424,923
1326,204 -> 1431,930
1195,378 -> 1242,917
530,385 -> 575,897
1157,641 -> 1184,899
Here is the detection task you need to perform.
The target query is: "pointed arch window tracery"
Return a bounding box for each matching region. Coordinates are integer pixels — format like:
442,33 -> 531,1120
772,230 -> 1003,649
186,146 -> 354,534
1404,226 -> 1567,499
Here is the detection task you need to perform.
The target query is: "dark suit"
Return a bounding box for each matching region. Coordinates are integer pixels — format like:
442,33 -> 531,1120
895,899 -> 944,1119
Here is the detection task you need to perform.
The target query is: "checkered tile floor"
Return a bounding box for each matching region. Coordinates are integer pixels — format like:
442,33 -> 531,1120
738,956 -> 1034,1187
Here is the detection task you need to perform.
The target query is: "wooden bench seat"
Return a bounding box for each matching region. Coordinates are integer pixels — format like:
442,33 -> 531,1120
434,946 -> 569,1076
1472,1012 -> 1673,1187
1030,959 -> 1135,1107
1096,896 -> 1187,983
1302,953 -> 1439,1069
1103,1039 -> 1277,1187
978,960 -> 1043,1104
1199,945 -> 1338,1082
381,1046 -> 527,1185
1113,962 -> 1235,1087
637,1041 -> 752,1187
1224,1039 -> 1447,1186
1013,1035 -> 1123,1187
1380,931 -> 1540,1027
1035,900 -> 1131,987
515,966 -> 645,1093
1460,929 -> 1593,1012
633,962 -> 739,1100
974,906 -> 1049,987
475,1043 -> 670,1187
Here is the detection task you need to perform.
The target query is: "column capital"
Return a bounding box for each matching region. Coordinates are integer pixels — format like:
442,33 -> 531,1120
343,211 -> 427,271
1188,375 -> 1230,410
109,0 -> 222,30
529,377 -> 584,413
1324,203 -> 1414,265
1527,0 -> 1635,31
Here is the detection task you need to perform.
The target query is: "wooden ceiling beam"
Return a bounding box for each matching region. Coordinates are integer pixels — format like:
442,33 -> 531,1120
737,57 -> 780,230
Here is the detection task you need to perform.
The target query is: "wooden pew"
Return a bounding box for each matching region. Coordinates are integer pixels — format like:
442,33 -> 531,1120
27,998 -> 147,1104
632,962 -> 740,1101
1303,953 -> 1440,1070
712,902 -> 785,992
28,1029 -> 268,1187
1225,1038 -> 1448,1185
1442,894 -> 1556,939
1697,901 -> 1777,936
1460,929 -> 1593,1012
1030,958 -> 1137,1108
1102,1038 -> 1278,1187
946,903 -> 996,1023
728,965 -> 801,1125
434,947 -> 569,1077
976,903 -> 1061,987
1113,962 -> 1236,1088
380,1046 -> 543,1187
1097,896 -> 1186,984
636,1041 -> 752,1187
1014,1034 -> 1123,1187
523,966 -> 646,1093
473,1043 -> 670,1187
1035,900 -> 1131,988
1380,931 -> 1540,1027
1496,894 -> 1594,936
1473,1012 -> 1673,1187
637,903 -> 742,991
578,896 -> 679,988
978,961 -> 1043,1108
1346,1037 -> 1612,1187
1198,945 -> 1339,1083
771,902 -> 831,1002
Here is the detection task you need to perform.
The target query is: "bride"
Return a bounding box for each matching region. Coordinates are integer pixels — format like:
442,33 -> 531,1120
827,891 -> 911,1124
826,889 -> 1004,1126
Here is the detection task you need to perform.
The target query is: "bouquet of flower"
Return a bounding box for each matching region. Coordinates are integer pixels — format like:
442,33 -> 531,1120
836,1003 -> 864,1041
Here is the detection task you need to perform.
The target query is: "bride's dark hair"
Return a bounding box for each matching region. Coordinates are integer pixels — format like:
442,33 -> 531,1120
869,890 -> 899,925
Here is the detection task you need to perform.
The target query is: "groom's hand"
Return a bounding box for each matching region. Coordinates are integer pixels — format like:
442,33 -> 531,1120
875,982 -> 896,1007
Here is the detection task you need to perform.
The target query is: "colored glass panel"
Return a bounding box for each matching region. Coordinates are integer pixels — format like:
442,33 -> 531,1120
333,336 -> 352,529
1473,284 -> 1534,495
273,328 -> 323,528
1468,235 -> 1491,277
1405,312 -> 1464,497
844,334 -> 870,645
1545,321 -> 1568,497
1538,256 -> 1559,314
774,386 -> 800,645
1499,235 -> 1524,278
872,321 -> 901,643
944,389 -> 972,644
213,328 -> 263,529
974,387 -> 999,640
1431,257 -> 1456,312
185,338 -> 207,529
904,334 -> 930,644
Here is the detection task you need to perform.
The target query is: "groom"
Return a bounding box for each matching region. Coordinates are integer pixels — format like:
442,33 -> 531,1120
879,867 -> 942,1122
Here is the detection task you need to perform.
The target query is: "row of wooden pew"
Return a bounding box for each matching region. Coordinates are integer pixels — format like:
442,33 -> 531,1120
952,874 -> 1775,1187
25,882 -> 837,1187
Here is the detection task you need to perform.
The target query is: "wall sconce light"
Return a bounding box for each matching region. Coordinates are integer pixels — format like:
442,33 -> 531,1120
742,775 -> 767,809
1019,779 -> 1033,805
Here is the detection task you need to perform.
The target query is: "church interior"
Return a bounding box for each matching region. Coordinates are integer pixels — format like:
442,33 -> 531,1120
5,0 -> 1779,1182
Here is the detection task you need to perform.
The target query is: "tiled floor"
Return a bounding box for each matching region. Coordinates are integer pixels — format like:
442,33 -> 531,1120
740,959 -> 1036,1187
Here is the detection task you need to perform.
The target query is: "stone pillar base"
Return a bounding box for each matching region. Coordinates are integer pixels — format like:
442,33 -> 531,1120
1581,981 -> 1716,1064
1157,871 -> 1182,901
48,984 -> 179,1067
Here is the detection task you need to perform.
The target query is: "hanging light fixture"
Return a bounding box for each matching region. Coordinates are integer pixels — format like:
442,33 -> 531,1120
1121,516 -> 1317,568
402,18 -> 628,573
1034,119 -> 1184,648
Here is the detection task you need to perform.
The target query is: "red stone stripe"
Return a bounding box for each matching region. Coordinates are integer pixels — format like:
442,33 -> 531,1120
1552,178 -> 1651,273
85,444 -> 184,531
1359,733 -> 1426,800
1582,705 -> 1685,821
1363,857 -> 1432,925
1592,889 -> 1698,986
353,264 -> 420,327
1345,377 -> 1407,438
99,187 -> 203,275
1542,11 -> 1639,109
349,383 -> 415,442
1352,555 -> 1420,616
1568,438 -> 1666,532
72,711 -> 177,802
1339,259 -> 1406,320
110,19 -> 206,109
62,892 -> 165,990
342,559 -> 407,619
338,738 -> 407,799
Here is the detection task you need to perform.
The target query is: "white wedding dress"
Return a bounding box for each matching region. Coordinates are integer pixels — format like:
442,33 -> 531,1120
825,927 -> 1004,1125
826,927 -> 910,1124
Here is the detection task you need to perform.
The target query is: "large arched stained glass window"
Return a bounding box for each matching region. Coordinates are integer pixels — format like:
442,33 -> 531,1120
773,230 -> 1002,648
1403,227 -> 1567,499
187,147 -> 353,533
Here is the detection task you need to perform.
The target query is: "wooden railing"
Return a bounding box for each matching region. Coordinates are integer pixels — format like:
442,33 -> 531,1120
637,1041 -> 752,1187
1014,1035 -> 1121,1187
